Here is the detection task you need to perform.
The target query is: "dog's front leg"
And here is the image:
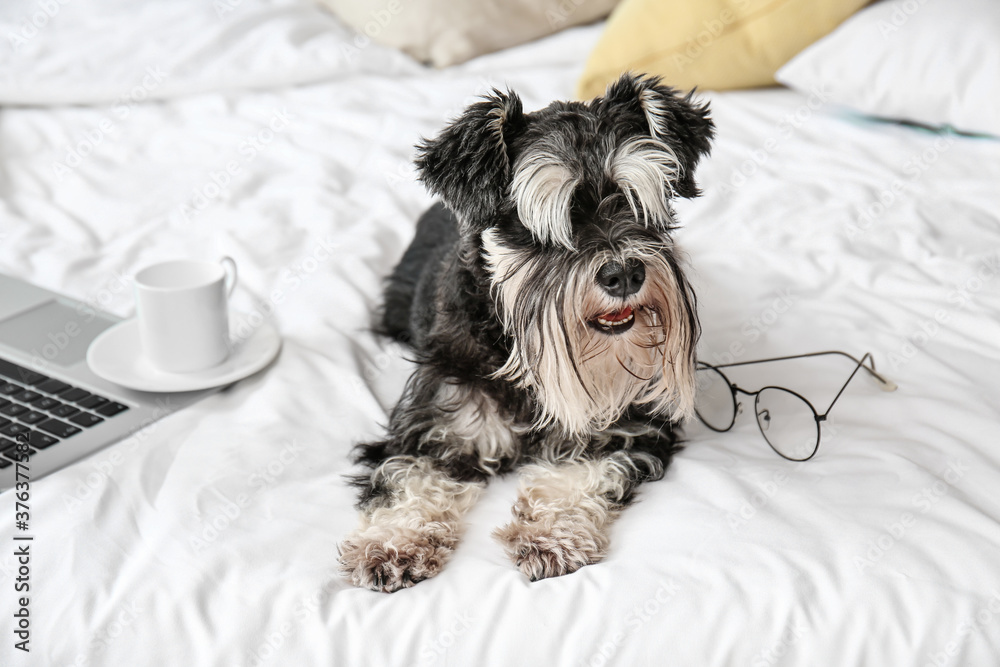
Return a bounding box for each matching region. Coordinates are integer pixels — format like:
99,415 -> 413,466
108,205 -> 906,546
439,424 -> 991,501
494,451 -> 660,581
339,455 -> 484,592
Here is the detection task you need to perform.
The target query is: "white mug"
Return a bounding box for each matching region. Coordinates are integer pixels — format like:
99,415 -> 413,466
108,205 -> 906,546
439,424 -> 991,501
134,257 -> 238,373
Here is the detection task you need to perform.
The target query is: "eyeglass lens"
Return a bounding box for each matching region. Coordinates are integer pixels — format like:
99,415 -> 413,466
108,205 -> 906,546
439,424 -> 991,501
754,388 -> 819,461
694,366 -> 736,431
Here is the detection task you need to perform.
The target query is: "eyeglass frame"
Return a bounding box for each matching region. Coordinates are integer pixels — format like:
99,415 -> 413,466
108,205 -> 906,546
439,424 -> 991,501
694,350 -> 897,461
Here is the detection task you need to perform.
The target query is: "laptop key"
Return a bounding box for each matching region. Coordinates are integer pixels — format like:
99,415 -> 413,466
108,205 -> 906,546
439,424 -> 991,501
97,402 -> 129,417
78,395 -> 109,410
0,399 -> 8,409
50,403 -> 80,418
0,382 -> 23,395
13,390 -> 42,403
34,397 -> 59,410
0,359 -> 20,379
0,359 -> 47,386
0,422 -> 30,437
61,388 -> 91,403
26,431 -> 59,449
0,404 -> 29,417
37,419 -> 82,438
25,372 -> 50,386
36,379 -> 71,395
0,417 -> 9,428
1,446 -> 36,461
19,411 -> 47,425
70,412 -> 104,428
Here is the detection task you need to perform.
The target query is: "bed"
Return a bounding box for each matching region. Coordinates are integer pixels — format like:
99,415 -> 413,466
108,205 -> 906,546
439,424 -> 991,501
1,0 -> 999,664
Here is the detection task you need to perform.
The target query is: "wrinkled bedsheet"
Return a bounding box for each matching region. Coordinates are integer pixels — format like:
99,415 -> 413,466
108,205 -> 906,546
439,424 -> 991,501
1,1 -> 999,665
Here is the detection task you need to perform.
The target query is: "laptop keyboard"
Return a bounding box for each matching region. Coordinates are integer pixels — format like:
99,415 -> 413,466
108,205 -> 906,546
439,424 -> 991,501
0,357 -> 129,469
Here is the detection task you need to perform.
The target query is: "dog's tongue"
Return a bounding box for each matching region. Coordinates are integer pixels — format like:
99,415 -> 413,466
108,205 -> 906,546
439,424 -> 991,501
599,306 -> 633,323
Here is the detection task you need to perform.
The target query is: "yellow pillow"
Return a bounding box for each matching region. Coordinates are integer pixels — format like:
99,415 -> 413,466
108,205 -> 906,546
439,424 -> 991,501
577,0 -> 869,99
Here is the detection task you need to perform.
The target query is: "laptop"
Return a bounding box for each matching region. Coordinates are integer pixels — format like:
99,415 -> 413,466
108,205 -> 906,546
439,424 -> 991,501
0,273 -> 216,491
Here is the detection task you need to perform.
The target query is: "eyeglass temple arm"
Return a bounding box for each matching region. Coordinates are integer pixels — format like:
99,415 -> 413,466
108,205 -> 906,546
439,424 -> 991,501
821,351 -> 897,416
704,350 -> 898,407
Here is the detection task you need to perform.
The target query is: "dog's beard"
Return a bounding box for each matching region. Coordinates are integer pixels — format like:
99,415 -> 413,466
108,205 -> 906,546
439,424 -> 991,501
483,229 -> 698,438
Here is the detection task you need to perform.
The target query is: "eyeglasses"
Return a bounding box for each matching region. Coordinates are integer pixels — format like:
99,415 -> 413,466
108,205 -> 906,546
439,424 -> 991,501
694,351 -> 897,462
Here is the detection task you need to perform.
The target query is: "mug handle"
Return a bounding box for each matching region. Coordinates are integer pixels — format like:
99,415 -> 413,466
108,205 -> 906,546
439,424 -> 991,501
221,256 -> 238,297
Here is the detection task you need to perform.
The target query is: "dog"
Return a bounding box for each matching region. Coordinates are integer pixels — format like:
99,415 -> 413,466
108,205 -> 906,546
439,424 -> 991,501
338,73 -> 714,592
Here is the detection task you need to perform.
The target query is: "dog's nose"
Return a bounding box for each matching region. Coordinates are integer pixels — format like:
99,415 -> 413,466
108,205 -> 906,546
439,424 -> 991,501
596,260 -> 645,298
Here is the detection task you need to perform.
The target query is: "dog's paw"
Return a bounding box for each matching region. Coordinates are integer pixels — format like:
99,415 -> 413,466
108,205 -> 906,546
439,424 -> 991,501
493,517 -> 608,581
338,526 -> 454,593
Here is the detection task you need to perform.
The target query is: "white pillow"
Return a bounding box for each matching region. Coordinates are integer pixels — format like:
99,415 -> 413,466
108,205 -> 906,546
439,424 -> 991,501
775,0 -> 1000,137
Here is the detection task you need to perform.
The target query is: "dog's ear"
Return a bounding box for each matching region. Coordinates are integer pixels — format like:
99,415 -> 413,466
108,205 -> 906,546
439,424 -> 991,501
603,73 -> 714,198
415,89 -> 527,226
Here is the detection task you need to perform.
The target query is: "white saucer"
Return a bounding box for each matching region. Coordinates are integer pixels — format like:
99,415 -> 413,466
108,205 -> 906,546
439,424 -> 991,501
86,314 -> 282,393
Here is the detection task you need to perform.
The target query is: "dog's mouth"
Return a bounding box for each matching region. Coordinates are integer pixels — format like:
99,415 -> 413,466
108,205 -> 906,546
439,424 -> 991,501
588,306 -> 636,334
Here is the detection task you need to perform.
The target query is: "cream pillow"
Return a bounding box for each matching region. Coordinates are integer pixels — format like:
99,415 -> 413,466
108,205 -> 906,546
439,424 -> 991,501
317,0 -> 619,68
577,0 -> 868,99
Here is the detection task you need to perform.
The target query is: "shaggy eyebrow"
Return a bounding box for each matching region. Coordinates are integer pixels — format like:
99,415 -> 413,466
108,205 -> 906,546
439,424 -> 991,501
606,137 -> 679,226
510,147 -> 579,249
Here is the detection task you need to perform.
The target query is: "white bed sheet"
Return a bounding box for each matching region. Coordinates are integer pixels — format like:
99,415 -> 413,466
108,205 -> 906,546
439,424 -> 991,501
1,2 -> 999,665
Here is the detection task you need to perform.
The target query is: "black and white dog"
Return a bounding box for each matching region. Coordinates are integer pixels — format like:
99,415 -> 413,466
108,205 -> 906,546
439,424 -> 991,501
339,73 -> 713,592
